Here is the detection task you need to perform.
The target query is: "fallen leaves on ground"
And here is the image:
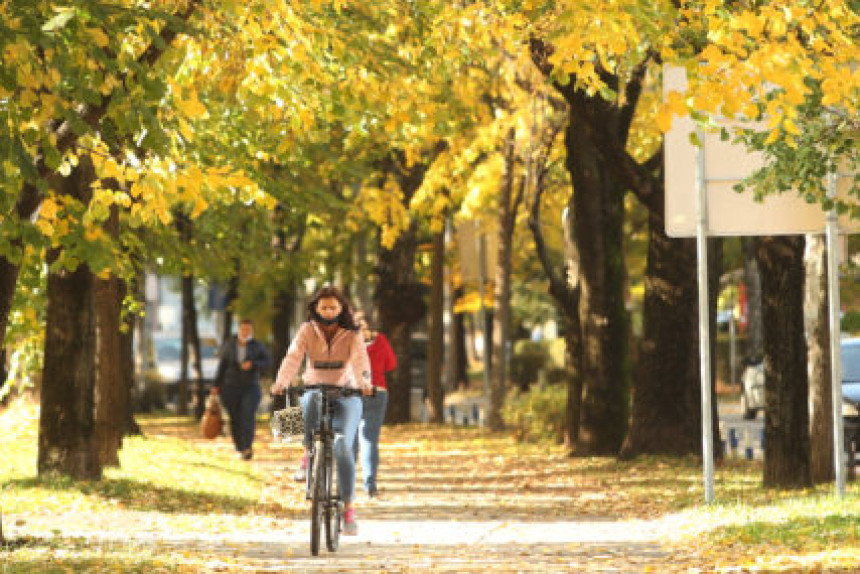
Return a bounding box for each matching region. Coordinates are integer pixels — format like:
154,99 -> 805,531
2,400 -> 859,572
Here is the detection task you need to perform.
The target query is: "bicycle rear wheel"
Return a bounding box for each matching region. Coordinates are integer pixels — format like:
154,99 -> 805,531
324,444 -> 340,552
310,441 -> 325,555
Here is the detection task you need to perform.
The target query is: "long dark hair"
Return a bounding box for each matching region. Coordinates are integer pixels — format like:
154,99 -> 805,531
306,286 -> 358,331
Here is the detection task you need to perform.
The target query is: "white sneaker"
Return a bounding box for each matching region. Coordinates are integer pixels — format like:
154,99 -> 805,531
293,464 -> 306,482
293,454 -> 308,482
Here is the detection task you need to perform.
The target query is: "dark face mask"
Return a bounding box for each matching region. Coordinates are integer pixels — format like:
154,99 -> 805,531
312,309 -> 341,326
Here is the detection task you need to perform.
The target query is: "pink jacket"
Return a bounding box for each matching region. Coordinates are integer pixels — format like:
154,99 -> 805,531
274,321 -> 372,392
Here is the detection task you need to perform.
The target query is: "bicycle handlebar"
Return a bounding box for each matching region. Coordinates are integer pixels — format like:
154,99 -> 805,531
295,384 -> 363,397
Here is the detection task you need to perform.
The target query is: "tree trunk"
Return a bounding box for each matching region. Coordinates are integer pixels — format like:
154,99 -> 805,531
375,220 -> 423,424
488,129 -> 520,430
272,212 -> 306,371
564,98 -> 629,455
39,254 -> 101,479
0,260 -> 21,352
38,164 -> 102,480
353,230 -> 374,318
455,313 -> 468,389
620,195 -> 724,460
272,284 -> 296,368
373,149 -> 436,424
120,278 -> 142,436
181,273 -> 203,418
757,235 -> 811,489
530,38 -> 629,454
525,118 -> 583,451
805,235 -> 833,483
709,238 -> 725,461
452,288 -> 469,390
621,203 -> 703,456
742,237 -> 764,360
94,204 -> 126,467
221,265 -> 239,342
559,199 -> 585,450
94,271 -> 124,468
561,316 -> 584,448
427,226 -> 445,423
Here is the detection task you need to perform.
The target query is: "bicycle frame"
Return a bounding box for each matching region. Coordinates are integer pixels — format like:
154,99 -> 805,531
300,384 -> 358,555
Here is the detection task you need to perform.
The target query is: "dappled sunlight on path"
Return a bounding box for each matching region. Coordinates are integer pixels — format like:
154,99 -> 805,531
237,422 -> 688,571
260,423 -> 694,521
1,415 -> 718,571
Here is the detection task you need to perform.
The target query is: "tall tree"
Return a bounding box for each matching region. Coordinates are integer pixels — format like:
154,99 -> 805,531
619,178 -> 703,457
525,100 -> 582,447
757,235 -> 812,488
94,206 -> 124,467
530,40 -> 630,454
176,214 -> 203,417
271,208 -> 308,369
180,272 -> 202,418
488,129 -> 525,430
0,0 -> 202,348
427,220 -> 446,423
120,276 -> 141,436
742,238 -> 764,361
805,235 -> 834,483
38,164 -> 100,479
374,151 -> 433,423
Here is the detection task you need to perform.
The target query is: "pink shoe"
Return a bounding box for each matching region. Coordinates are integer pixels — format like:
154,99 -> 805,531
343,508 -> 357,535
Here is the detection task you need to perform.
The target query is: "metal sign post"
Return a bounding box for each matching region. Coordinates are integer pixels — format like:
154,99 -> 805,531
826,173 -> 846,495
695,131 -> 716,504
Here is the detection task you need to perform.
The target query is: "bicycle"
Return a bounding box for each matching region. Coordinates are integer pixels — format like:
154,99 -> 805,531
295,384 -> 361,555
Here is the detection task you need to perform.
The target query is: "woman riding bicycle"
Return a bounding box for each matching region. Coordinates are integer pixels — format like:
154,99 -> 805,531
271,286 -> 373,535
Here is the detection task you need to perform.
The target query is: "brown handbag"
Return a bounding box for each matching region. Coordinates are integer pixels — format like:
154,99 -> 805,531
200,395 -> 223,439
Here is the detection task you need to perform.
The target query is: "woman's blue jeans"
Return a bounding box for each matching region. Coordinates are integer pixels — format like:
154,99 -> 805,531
220,384 -> 262,453
300,390 -> 362,504
356,390 -> 388,492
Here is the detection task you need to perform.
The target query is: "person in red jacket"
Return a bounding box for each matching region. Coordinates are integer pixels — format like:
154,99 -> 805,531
353,310 -> 396,497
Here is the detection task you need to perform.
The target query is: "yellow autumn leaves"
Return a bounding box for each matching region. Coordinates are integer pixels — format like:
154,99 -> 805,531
667,0 -> 858,143
534,0 -> 857,147
34,143 -> 271,244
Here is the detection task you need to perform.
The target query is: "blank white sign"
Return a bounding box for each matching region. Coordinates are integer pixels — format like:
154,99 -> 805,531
663,66 -> 857,238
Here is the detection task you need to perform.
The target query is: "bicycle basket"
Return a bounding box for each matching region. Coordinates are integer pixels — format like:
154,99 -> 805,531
271,405 -> 304,440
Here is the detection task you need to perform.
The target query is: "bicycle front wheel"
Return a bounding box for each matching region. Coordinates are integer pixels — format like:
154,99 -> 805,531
324,443 -> 340,552
310,441 -> 325,556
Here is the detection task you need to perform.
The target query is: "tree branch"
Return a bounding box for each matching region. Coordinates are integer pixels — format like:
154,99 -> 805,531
618,56 -> 651,143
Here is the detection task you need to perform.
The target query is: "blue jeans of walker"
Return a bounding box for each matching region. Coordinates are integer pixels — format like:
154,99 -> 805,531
356,390 -> 388,492
300,390 -> 362,504
220,384 -> 262,453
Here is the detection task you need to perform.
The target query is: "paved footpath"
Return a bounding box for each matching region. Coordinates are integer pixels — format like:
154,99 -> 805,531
8,425 -> 704,572
12,511 -> 678,572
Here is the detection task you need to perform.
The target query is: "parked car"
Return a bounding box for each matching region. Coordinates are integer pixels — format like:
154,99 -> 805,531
151,334 -> 220,404
740,355 -> 765,420
842,338 -> 860,407
741,337 -> 860,420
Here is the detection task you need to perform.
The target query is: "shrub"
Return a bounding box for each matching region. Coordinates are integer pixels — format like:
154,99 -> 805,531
502,383 -> 567,443
509,340 -> 550,390
135,380 -> 166,412
842,310 -> 860,336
